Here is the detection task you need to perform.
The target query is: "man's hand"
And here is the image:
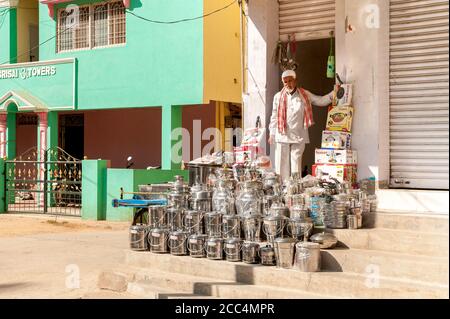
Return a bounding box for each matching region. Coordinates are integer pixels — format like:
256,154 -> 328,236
268,135 -> 275,145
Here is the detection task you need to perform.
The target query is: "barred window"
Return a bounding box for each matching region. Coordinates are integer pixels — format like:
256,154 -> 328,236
57,1 -> 126,52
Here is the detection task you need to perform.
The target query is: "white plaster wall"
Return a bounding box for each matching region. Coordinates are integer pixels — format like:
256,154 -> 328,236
335,0 -> 390,185
244,0 -> 279,157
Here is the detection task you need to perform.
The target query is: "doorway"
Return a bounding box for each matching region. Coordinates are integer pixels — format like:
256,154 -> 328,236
59,114 -> 84,160
294,38 -> 336,175
29,24 -> 39,62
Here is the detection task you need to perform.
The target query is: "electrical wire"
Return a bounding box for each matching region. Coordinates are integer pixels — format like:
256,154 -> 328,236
126,0 -> 237,24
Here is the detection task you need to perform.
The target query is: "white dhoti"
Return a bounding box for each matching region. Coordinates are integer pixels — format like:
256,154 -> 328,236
275,142 -> 306,182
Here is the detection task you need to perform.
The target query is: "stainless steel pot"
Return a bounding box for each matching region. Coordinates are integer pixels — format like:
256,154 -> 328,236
129,224 -> 149,251
212,186 -> 235,215
149,205 -> 167,228
222,215 -> 241,239
274,237 -> 296,269
206,238 -> 224,260
149,228 -> 169,253
260,244 -> 276,266
347,214 -> 358,229
169,231 -> 188,256
290,204 -> 308,220
295,242 -> 321,272
183,210 -> 204,234
310,232 -> 338,249
224,238 -> 243,262
268,203 -> 290,218
236,181 -> 263,216
204,211 -> 222,237
187,234 -> 207,258
190,183 -> 213,212
242,241 -> 260,264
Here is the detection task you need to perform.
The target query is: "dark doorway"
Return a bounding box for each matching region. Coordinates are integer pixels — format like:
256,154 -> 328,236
59,114 -> 84,160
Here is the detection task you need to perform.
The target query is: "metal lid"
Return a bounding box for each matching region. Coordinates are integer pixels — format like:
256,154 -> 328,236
170,230 -> 187,236
259,245 -> 274,252
264,215 -> 286,222
243,241 -> 260,248
207,237 -> 223,243
296,241 -> 320,249
189,234 -> 207,240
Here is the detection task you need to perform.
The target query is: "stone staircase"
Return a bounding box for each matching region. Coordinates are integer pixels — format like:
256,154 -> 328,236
94,211 -> 449,299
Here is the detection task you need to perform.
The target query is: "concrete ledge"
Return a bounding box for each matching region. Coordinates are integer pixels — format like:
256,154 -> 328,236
376,189 -> 449,214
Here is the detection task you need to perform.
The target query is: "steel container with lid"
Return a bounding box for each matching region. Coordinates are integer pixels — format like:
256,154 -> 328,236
236,181 -> 263,216
149,205 -> 167,228
294,241 -> 321,272
347,214 -> 358,229
169,231 -> 188,256
242,215 -> 262,242
222,215 -> 241,239
212,186 -> 235,215
129,224 -> 149,251
290,204 -> 308,220
242,241 -> 260,264
189,183 -> 213,212
183,210 -> 204,234
167,175 -> 190,208
274,237 -> 296,269
206,238 -> 224,260
204,211 -> 223,237
260,244 -> 276,266
149,227 -> 169,253
187,234 -> 208,258
224,238 -> 243,262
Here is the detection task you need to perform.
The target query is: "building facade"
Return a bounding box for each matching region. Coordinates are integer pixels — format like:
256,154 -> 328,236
0,0 -> 243,169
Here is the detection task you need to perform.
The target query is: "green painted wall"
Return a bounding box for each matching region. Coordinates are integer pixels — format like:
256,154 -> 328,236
105,168 -> 188,222
81,160 -> 109,220
38,0 -> 204,110
0,158 -> 5,213
0,7 -> 17,64
0,59 -> 76,109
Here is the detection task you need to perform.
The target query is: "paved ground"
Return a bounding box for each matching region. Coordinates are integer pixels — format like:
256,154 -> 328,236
0,214 -> 130,299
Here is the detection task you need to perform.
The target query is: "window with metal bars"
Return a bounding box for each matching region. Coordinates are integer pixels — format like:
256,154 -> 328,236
57,1 -> 126,52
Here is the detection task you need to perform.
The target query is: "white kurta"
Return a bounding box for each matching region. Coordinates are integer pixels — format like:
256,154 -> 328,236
269,89 -> 333,180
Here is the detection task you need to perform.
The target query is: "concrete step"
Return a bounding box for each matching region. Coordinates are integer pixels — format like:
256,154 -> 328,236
363,211 -> 449,234
321,248 -> 449,285
325,228 -> 449,257
125,251 -> 448,298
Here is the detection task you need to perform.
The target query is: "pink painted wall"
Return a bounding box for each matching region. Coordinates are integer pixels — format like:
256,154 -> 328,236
182,102 -> 216,162
16,120 -> 37,157
84,108 -> 162,169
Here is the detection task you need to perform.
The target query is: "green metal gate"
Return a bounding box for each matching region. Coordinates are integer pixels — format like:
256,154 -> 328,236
5,147 -> 82,216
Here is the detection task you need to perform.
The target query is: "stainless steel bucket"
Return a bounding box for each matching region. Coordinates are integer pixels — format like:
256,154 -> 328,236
242,215 -> 262,242
206,238 -> 224,260
260,244 -> 276,266
149,205 -> 167,228
222,215 -> 241,239
274,237 -> 296,269
169,231 -> 188,256
294,242 -> 321,272
347,214 -> 358,229
187,234 -> 208,258
149,228 -> 169,253
166,207 -> 184,231
183,210 -> 204,234
242,241 -> 260,264
263,215 -> 287,244
190,198 -> 212,212
204,212 -> 223,237
224,238 -> 243,262
129,224 -> 149,251
287,217 -> 314,241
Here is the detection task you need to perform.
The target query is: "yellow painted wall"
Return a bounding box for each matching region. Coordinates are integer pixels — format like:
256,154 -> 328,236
17,0 -> 38,63
204,0 -> 242,104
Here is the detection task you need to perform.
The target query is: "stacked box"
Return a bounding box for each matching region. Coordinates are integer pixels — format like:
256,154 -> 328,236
315,149 -> 357,164
321,130 -> 352,150
312,164 -> 357,185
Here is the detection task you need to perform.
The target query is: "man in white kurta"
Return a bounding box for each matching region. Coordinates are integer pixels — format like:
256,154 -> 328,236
269,70 -> 334,181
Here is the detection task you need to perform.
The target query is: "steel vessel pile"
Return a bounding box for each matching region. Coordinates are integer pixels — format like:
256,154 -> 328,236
129,169 -> 377,272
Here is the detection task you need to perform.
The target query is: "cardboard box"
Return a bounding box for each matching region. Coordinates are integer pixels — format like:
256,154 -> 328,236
326,106 -> 354,132
234,145 -> 263,164
333,84 -> 353,107
312,164 -> 357,184
321,130 -> 352,149
241,127 -> 265,146
315,149 -> 357,164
